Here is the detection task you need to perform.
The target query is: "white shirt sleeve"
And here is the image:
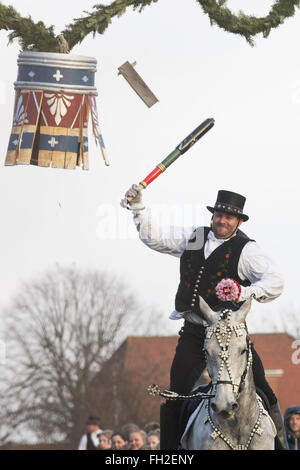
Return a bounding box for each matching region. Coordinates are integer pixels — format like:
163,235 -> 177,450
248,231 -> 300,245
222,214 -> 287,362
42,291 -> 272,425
78,435 -> 87,450
238,241 -> 284,303
133,208 -> 196,258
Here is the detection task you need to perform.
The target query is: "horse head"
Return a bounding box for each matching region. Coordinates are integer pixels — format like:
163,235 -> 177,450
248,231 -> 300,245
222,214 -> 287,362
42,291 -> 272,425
199,296 -> 253,420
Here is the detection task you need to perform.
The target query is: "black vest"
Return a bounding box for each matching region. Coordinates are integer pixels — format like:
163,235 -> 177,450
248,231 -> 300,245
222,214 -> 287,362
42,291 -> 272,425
175,227 -> 253,315
86,432 -> 99,450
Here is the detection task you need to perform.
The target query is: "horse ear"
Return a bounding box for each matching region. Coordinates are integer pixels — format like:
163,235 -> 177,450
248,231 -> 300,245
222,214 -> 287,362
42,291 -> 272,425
236,298 -> 252,323
199,296 -> 218,325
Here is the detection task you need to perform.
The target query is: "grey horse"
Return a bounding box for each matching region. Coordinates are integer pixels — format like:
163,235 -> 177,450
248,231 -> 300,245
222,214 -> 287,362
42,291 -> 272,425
181,297 -> 276,450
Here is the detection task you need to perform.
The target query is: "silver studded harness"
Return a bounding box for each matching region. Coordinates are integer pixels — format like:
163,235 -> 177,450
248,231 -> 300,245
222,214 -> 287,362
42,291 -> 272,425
204,309 -> 266,450
204,309 -> 252,396
148,309 -> 268,450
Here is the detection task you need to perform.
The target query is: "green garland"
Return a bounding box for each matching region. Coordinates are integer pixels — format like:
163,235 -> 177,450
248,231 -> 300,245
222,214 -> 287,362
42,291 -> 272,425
63,0 -> 159,51
0,4 -> 58,51
0,0 -> 299,52
199,0 -> 300,45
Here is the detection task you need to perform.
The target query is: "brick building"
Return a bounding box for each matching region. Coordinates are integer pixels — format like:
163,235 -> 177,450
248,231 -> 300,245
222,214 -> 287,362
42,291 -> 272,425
94,333 -> 300,428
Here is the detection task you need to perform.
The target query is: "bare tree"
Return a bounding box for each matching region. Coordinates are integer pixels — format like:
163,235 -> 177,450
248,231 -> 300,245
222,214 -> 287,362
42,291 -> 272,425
0,408 -> 10,447
0,265 -> 165,447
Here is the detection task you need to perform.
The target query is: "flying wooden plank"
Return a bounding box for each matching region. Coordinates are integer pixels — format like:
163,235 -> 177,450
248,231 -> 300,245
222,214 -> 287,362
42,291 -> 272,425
118,61 -> 159,108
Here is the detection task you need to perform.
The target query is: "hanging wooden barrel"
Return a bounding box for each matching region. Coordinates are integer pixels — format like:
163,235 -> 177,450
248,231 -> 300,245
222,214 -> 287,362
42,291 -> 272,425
5,52 -> 108,170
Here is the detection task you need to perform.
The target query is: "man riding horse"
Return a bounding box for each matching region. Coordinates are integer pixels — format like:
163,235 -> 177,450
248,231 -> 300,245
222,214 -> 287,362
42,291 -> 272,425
121,187 -> 287,449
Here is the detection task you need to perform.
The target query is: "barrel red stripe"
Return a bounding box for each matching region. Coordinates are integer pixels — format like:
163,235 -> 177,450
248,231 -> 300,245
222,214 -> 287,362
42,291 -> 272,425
142,167 -> 163,186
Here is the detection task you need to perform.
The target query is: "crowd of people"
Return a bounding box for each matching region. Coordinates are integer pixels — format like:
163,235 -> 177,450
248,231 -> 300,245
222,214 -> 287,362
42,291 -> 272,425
77,416 -> 160,451
79,407 -> 300,450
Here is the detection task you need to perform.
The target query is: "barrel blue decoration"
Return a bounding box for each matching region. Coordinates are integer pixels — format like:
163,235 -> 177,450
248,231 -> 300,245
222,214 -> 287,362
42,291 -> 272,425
5,52 -> 109,169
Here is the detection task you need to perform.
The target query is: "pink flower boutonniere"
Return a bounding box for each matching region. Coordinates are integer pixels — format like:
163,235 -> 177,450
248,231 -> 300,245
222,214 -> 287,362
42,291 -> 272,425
215,278 -> 241,302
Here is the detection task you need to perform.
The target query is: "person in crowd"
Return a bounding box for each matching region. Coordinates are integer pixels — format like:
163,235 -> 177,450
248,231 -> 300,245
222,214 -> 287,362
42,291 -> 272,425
129,430 -> 148,450
111,432 -> 128,450
78,415 -> 102,450
120,423 -> 140,450
144,422 -> 160,434
284,406 -> 300,450
99,429 -> 113,450
147,430 -> 160,450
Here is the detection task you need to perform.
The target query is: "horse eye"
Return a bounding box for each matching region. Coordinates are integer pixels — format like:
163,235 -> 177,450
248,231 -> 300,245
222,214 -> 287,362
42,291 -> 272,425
241,348 -> 247,355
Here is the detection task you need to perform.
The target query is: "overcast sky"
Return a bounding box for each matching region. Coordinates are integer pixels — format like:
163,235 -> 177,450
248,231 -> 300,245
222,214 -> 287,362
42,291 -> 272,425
0,0 -> 300,337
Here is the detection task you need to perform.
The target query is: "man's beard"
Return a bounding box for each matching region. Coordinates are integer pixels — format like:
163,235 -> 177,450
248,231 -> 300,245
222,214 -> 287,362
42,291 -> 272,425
212,222 -> 238,239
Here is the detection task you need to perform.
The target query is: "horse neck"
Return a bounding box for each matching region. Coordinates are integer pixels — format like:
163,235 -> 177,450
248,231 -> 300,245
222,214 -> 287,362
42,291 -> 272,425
236,367 -> 258,420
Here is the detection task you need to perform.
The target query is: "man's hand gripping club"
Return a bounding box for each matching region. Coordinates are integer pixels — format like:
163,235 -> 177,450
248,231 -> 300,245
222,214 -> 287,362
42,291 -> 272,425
120,184 -> 145,212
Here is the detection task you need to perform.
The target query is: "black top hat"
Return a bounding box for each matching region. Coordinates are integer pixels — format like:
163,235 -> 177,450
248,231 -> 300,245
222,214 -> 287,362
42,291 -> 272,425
207,190 -> 249,221
86,415 -> 101,425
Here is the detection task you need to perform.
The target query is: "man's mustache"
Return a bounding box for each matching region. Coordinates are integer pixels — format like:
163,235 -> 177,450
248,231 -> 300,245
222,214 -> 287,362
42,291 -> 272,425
214,223 -> 227,228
